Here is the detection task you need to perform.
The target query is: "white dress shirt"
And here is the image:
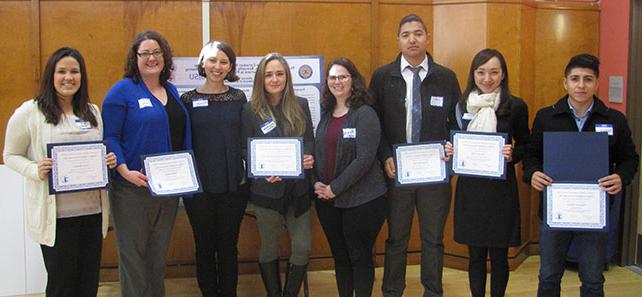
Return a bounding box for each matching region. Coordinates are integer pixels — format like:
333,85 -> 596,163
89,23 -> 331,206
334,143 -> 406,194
400,54 -> 429,143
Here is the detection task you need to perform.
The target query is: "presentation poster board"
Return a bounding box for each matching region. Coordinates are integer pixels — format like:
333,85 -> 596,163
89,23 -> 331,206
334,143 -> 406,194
172,56 -> 324,129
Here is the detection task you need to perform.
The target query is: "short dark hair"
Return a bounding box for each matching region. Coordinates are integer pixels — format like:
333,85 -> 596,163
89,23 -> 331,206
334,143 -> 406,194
124,30 -> 174,84
398,14 -> 428,35
321,57 -> 373,112
197,40 -> 239,82
35,47 -> 97,127
564,53 -> 600,78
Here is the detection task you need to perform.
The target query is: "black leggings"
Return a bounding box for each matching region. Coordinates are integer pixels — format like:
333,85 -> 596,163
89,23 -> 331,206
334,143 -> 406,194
40,214 -> 102,297
468,245 -> 509,297
183,191 -> 248,297
316,196 -> 386,297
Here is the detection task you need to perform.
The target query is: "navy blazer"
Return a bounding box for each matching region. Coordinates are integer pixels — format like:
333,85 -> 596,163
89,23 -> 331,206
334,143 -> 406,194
523,96 -> 639,186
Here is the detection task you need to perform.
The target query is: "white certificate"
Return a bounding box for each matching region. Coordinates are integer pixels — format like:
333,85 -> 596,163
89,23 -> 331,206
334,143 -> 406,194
248,137 -> 303,178
143,151 -> 202,197
394,142 -> 447,186
452,131 -> 506,179
546,183 -> 607,230
48,141 -> 109,194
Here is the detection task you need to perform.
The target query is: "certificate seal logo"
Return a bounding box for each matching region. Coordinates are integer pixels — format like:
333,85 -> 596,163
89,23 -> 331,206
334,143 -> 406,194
298,64 -> 313,79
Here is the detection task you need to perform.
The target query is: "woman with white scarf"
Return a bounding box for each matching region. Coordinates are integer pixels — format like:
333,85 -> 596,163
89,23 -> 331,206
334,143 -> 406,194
446,49 -> 530,297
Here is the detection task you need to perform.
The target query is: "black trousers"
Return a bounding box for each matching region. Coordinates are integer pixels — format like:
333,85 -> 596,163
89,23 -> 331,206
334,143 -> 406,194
183,190 -> 248,297
468,246 -> 509,297
316,196 -> 386,297
40,213 -> 102,297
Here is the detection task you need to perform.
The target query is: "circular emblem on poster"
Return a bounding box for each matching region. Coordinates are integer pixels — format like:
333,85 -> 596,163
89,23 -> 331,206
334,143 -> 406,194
298,64 -> 313,80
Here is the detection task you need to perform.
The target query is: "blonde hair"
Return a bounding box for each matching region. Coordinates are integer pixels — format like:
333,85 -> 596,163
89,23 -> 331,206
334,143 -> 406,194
250,53 -> 306,136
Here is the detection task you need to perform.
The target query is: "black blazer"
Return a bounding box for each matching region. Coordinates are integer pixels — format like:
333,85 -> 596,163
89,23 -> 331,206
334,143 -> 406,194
241,97 -> 315,199
370,53 -> 461,162
523,96 -> 639,217
314,105 -> 387,208
523,95 -> 639,185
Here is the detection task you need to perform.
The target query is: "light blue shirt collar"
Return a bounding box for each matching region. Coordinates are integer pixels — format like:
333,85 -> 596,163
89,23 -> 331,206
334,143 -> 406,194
568,100 -> 594,131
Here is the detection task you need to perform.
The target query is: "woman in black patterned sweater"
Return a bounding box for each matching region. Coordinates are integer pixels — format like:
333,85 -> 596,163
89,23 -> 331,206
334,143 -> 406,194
180,40 -> 248,297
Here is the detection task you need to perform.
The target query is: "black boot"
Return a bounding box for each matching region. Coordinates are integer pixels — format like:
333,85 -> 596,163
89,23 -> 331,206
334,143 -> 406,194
283,262 -> 307,297
259,260 -> 282,297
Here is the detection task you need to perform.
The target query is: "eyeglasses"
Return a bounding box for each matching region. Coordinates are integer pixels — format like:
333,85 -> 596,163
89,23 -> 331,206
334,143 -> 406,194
137,50 -> 163,59
328,74 -> 351,82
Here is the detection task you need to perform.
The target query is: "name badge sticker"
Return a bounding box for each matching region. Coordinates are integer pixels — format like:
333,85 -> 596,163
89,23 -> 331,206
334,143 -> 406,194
260,120 -> 277,134
138,98 -> 153,109
462,113 -> 475,120
342,128 -> 356,139
74,119 -> 92,130
430,96 -> 444,107
192,98 -> 209,108
595,124 -> 614,136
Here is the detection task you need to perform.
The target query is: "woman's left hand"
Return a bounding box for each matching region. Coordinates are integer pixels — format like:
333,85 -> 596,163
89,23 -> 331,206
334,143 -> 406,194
502,144 -> 513,162
303,154 -> 314,169
105,153 -> 117,169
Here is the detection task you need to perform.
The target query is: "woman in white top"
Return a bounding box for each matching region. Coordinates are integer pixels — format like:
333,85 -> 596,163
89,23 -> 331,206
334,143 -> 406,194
3,47 -> 116,297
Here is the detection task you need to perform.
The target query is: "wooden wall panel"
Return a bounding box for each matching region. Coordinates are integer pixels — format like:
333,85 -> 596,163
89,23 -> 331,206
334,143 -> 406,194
534,7 -> 599,112
487,3 -> 525,95
376,4 -> 433,69
39,1 -> 203,109
0,1 -> 35,164
210,2 -> 372,75
518,4 -> 537,127
433,2 -> 486,84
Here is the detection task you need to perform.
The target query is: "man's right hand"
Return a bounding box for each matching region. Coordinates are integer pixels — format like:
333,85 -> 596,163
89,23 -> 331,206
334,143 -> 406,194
385,157 -> 396,179
530,171 -> 553,191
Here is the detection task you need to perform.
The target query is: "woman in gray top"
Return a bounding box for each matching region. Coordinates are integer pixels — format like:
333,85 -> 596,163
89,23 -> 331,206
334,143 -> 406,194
313,57 -> 387,297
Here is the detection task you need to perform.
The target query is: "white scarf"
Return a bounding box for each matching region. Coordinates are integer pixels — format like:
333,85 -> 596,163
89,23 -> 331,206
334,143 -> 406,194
466,89 -> 501,132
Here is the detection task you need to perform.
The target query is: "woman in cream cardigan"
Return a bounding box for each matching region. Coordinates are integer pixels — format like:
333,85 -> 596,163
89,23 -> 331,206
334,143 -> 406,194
3,47 -> 116,297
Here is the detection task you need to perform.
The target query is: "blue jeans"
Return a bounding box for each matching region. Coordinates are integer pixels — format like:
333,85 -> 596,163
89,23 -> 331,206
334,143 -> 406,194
537,223 -> 608,297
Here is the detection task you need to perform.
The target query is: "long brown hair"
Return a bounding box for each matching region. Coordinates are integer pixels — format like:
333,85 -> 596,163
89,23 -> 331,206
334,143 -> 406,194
35,47 -> 97,127
250,53 -> 306,136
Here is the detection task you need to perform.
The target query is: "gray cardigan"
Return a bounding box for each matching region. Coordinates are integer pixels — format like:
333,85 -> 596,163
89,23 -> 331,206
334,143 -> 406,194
314,104 -> 387,208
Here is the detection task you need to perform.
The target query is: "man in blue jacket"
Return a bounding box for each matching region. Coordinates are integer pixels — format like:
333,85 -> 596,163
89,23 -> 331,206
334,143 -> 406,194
370,14 -> 461,297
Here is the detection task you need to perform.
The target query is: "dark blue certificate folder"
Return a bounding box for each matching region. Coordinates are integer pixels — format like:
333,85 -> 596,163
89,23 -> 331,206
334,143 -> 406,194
543,132 -> 609,232
543,132 -> 608,182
